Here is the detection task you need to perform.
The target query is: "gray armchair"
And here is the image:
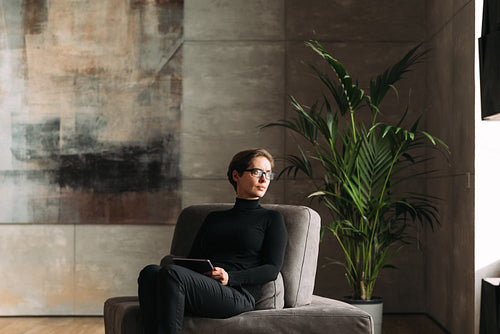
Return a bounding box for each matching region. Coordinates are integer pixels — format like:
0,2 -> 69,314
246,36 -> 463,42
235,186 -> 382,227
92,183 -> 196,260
104,204 -> 373,334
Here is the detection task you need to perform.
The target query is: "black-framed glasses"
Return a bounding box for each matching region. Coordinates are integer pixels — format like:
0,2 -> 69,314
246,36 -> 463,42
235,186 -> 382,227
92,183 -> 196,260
244,168 -> 275,180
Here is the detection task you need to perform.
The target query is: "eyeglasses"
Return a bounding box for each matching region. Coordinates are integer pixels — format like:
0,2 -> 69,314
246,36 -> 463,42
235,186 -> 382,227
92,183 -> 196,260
244,168 -> 276,180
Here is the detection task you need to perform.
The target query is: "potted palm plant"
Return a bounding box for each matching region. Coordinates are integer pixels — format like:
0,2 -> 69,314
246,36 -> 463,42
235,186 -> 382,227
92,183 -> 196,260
262,40 -> 449,334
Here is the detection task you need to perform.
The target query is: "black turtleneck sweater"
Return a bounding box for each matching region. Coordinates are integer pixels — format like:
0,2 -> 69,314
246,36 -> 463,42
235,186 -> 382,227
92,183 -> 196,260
188,198 -> 288,301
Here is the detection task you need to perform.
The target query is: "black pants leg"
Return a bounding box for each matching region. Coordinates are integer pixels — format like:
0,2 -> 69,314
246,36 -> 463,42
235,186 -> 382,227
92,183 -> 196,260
138,264 -> 161,334
138,264 -> 255,334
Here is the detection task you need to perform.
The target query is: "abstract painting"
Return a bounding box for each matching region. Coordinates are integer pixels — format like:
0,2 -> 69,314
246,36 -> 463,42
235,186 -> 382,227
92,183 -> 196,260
0,0 -> 183,224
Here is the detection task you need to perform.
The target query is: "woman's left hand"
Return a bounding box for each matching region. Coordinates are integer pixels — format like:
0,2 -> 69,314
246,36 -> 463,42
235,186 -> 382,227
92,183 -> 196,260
209,267 -> 229,285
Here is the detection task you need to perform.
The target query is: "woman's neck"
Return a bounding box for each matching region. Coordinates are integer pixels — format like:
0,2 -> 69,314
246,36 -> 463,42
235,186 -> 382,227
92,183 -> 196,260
234,197 -> 260,210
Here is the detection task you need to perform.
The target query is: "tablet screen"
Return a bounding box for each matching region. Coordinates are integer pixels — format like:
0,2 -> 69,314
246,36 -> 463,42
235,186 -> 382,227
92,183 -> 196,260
172,257 -> 214,274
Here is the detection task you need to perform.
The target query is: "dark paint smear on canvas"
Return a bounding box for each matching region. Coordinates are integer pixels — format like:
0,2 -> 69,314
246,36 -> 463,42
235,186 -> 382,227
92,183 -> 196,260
22,0 -> 48,35
11,119 -> 179,193
57,139 -> 179,193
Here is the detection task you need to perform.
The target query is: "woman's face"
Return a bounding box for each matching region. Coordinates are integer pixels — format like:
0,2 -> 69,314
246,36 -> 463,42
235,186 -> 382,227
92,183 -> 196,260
233,156 -> 272,199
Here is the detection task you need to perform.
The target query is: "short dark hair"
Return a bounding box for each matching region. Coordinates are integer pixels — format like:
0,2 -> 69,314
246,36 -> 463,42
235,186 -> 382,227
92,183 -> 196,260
227,148 -> 274,191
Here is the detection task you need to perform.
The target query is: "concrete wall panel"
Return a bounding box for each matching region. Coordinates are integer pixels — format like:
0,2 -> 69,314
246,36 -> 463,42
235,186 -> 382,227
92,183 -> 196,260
185,0 -> 285,41
425,173 -> 474,333
0,225 -> 74,315
286,0 -> 425,42
426,0 -> 472,37
74,225 -> 174,314
286,40 -> 427,124
182,41 -> 285,179
424,2 -> 475,333
0,224 -> 176,315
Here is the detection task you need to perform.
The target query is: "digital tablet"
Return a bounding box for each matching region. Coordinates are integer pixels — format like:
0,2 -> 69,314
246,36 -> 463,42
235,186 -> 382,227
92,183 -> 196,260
172,257 -> 214,274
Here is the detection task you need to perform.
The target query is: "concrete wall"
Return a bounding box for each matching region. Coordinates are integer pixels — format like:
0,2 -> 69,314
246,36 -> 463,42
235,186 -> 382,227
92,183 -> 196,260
0,1 -> 478,329
424,1 -> 475,333
0,224 -> 174,315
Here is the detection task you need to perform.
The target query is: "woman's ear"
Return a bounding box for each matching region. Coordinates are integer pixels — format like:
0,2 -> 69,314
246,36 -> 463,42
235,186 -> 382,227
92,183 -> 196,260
232,170 -> 239,183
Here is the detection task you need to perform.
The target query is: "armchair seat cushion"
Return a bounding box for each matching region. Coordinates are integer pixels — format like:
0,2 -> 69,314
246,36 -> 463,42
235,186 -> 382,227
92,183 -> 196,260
104,295 -> 373,334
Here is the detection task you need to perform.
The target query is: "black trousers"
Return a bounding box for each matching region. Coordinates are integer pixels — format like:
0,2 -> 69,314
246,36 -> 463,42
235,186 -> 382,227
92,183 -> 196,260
138,264 -> 255,334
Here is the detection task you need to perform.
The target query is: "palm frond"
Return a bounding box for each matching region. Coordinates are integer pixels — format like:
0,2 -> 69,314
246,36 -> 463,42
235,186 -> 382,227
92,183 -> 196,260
369,43 -> 427,109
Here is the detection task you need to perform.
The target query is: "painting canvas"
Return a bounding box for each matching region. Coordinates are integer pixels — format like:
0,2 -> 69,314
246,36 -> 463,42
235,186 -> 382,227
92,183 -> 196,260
0,0 -> 183,224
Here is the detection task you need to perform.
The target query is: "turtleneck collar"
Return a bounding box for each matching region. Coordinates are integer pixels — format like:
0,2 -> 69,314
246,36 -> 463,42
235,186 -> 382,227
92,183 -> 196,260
234,197 -> 261,210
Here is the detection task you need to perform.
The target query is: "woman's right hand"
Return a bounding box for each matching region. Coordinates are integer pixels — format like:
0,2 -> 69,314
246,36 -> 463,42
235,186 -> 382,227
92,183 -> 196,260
208,267 -> 229,285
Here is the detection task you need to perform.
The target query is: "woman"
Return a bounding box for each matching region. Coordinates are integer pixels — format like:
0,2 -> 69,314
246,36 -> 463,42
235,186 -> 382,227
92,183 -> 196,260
138,148 -> 288,334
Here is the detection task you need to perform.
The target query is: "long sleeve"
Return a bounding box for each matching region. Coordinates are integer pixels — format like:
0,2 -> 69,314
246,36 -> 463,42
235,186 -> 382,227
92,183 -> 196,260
185,199 -> 288,301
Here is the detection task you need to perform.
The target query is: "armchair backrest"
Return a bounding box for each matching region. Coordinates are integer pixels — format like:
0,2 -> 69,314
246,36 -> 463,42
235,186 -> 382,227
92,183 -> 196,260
170,204 -> 321,308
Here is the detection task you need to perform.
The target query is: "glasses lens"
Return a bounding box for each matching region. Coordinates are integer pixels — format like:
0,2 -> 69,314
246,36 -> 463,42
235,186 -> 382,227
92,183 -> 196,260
251,169 -> 262,177
247,169 -> 274,180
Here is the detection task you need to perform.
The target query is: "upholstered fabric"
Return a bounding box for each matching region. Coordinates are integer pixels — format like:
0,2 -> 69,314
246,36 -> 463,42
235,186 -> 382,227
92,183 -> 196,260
255,272 -> 284,310
182,295 -> 373,334
104,295 -> 373,334
104,297 -> 143,334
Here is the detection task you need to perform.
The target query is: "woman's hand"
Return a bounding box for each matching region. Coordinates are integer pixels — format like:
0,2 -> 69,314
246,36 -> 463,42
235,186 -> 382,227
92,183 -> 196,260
208,267 -> 229,285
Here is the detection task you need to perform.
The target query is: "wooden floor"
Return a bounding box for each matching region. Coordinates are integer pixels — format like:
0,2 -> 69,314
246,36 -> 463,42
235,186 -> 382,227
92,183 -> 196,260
0,314 -> 447,334
0,317 -> 104,334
